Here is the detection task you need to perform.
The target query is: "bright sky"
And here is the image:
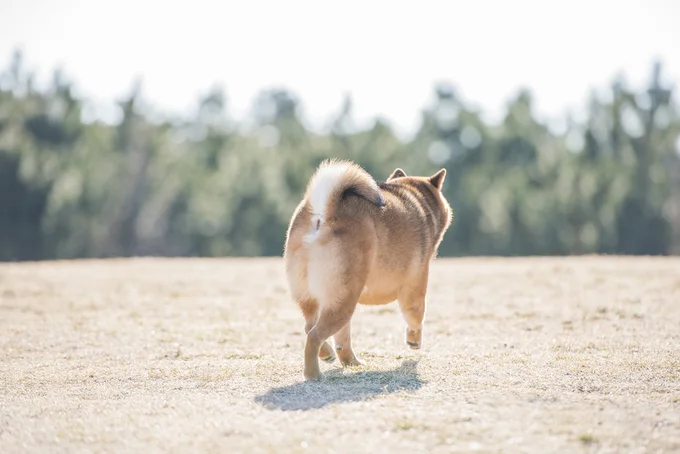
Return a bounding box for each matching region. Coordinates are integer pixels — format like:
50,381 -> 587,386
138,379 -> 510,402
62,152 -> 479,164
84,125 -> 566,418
1,0 -> 679,138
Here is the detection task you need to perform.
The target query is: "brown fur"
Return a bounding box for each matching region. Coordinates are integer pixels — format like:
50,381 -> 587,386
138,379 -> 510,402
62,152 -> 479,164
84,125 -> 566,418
283,159 -> 452,380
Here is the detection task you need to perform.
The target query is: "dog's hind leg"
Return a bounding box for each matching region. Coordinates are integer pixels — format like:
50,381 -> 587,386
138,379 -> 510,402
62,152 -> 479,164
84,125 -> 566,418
299,298 -> 336,363
303,255 -> 369,380
304,297 -> 360,380
397,269 -> 429,350
303,222 -> 374,380
333,321 -> 363,367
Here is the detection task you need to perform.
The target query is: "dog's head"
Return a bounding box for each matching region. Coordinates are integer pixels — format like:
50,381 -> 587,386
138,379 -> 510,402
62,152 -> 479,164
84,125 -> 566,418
386,167 -> 452,228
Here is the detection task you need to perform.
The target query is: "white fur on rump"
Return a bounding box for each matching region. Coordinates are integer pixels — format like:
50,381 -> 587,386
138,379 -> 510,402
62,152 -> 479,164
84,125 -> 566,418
304,163 -> 353,298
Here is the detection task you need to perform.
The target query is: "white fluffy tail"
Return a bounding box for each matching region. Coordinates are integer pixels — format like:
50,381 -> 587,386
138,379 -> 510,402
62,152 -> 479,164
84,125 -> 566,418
303,160 -> 384,243
308,161 -> 352,222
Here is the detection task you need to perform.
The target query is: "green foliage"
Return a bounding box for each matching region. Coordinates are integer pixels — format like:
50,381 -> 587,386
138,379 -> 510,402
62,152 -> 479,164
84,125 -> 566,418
1,50 -> 679,260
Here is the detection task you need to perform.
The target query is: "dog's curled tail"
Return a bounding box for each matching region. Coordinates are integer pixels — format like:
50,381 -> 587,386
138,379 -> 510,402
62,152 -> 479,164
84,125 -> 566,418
305,159 -> 385,229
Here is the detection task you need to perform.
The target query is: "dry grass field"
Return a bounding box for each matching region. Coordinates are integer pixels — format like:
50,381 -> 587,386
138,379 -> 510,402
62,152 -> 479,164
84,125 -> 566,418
1,256 -> 679,453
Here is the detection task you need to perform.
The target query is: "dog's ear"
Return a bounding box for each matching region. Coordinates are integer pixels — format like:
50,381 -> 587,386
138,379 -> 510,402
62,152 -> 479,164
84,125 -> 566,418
428,168 -> 446,190
387,168 -> 407,181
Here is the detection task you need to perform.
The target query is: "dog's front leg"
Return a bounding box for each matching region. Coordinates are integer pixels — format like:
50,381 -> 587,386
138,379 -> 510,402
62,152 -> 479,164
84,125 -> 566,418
397,272 -> 428,350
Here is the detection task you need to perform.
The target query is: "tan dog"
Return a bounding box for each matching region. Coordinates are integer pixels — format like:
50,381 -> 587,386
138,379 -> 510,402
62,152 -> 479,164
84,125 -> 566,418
283,159 -> 452,380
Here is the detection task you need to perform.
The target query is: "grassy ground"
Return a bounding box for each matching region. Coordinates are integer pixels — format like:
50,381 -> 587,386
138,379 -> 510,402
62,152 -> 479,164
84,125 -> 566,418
1,256 -> 679,453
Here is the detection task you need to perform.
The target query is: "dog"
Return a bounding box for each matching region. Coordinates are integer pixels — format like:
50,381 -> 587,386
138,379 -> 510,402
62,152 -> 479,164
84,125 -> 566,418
283,159 -> 452,380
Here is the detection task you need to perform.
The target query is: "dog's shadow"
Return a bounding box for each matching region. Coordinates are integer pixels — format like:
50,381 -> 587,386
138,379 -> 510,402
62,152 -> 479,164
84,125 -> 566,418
254,359 -> 424,411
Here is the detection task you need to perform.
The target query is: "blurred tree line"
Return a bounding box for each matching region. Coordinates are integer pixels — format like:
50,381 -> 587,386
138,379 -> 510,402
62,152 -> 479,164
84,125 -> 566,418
1,50 -> 679,260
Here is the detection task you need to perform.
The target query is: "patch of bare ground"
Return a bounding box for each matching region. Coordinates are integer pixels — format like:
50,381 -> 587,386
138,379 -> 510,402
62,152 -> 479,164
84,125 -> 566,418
1,256 -> 679,453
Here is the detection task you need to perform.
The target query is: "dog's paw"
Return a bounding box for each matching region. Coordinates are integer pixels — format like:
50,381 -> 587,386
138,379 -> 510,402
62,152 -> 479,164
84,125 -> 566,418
320,353 -> 336,363
319,341 -> 336,363
406,328 -> 422,350
342,356 -> 364,367
304,370 -> 324,381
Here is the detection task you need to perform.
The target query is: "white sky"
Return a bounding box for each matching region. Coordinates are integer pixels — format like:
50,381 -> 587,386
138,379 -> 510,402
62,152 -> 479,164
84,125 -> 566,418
1,0 -> 679,138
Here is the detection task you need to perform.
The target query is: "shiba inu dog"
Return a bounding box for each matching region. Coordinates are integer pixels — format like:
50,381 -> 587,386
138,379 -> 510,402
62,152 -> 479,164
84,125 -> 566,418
283,159 -> 452,381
